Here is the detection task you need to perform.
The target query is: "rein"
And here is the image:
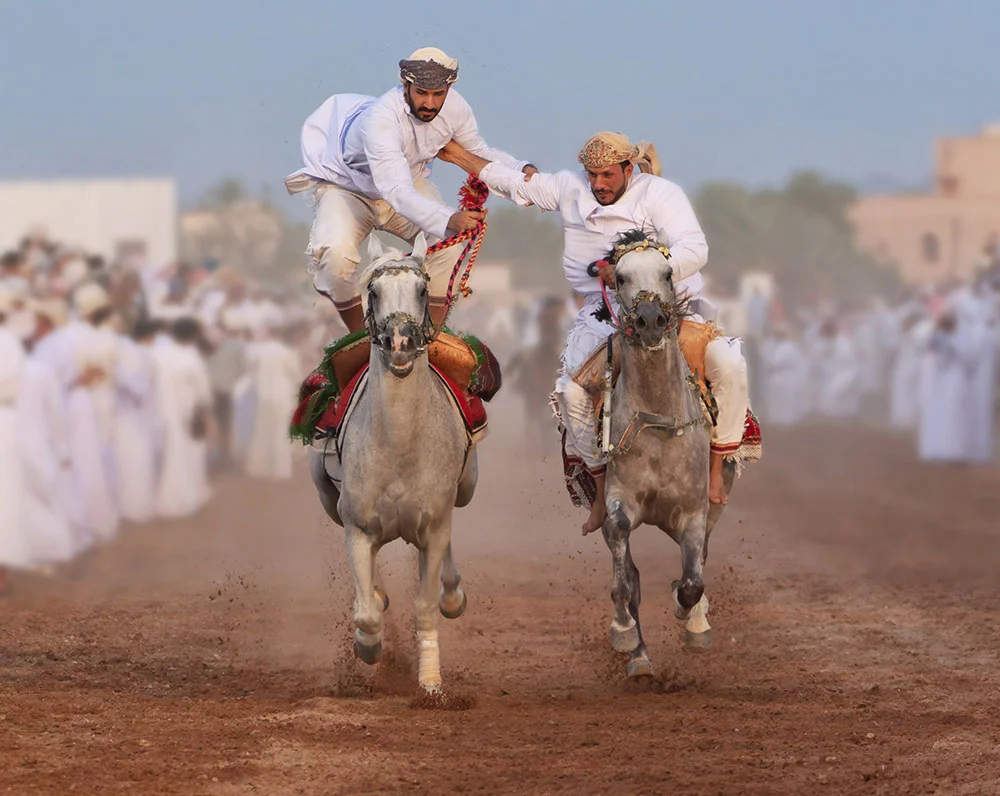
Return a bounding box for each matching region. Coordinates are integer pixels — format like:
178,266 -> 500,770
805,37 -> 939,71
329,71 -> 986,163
419,174 -> 490,339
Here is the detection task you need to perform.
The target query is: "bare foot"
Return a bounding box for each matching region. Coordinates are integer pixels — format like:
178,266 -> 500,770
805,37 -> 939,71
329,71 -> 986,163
709,452 -> 728,505
582,501 -> 607,535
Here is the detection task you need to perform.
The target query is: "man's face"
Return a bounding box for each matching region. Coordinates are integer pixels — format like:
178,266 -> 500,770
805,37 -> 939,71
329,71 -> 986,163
404,83 -> 449,122
585,163 -> 633,205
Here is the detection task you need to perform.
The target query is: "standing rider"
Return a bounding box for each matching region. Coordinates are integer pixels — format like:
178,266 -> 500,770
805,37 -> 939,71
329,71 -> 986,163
285,47 -> 537,333
438,133 -> 750,529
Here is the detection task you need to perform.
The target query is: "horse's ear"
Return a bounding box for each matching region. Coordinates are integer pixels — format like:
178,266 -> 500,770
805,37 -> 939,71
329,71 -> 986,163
367,235 -> 385,262
411,232 -> 428,264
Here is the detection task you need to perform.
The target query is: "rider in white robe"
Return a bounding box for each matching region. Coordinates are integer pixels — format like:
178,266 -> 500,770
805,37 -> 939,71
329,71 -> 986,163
152,320 -> 214,518
114,322 -> 160,523
244,330 -> 303,479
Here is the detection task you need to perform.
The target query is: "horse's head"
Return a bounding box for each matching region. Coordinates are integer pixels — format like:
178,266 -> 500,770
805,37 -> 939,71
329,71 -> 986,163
609,230 -> 683,350
363,234 -> 433,378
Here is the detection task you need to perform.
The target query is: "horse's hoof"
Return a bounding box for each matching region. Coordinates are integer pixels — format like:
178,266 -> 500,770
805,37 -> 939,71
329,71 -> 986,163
353,632 -> 382,665
627,656 -> 654,679
685,630 -> 712,651
610,620 -> 640,653
439,589 -> 467,619
374,586 -> 389,612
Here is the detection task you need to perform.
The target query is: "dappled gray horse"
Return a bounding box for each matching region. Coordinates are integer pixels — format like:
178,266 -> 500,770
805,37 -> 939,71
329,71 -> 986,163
310,234 -> 477,694
600,232 -> 734,679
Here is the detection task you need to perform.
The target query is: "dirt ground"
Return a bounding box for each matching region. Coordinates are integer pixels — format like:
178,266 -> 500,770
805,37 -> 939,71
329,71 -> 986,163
3,401 -> 1000,795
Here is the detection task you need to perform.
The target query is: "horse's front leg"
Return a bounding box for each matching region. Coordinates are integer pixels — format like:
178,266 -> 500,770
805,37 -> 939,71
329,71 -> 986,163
345,524 -> 384,664
602,495 -> 640,654
416,524 -> 451,693
439,541 -> 467,619
672,510 -> 712,649
623,541 -> 653,677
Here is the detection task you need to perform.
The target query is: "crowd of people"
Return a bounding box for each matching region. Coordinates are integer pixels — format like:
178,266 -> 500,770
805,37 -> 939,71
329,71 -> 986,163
0,230 -> 331,592
751,257 -> 1000,465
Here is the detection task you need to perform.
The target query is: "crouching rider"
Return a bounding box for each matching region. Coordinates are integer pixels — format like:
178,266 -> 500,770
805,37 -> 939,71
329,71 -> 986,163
285,46 -> 536,333
438,133 -> 755,531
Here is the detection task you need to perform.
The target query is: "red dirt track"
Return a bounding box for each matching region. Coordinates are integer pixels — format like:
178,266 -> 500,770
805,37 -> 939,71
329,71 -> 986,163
3,419 -> 1000,795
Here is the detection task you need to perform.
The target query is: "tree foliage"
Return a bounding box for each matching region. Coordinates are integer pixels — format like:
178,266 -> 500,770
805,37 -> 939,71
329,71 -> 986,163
693,171 -> 900,302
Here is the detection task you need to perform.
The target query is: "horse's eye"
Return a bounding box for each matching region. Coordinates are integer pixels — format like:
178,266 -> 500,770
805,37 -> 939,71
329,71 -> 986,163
617,273 -> 628,284
418,283 -> 427,297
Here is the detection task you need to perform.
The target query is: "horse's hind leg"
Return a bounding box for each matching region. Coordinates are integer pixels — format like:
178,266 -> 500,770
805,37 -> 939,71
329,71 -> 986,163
310,451 -> 343,527
624,543 -> 653,678
345,525 -> 383,664
455,446 -> 478,508
602,498 -> 640,654
439,542 -> 467,619
416,524 -> 451,693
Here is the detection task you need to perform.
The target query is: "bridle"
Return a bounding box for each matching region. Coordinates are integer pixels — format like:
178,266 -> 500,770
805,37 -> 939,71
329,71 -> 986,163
598,239 -> 682,347
363,260 -> 435,358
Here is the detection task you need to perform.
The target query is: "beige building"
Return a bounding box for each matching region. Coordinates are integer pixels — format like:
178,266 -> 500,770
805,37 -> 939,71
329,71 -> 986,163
851,124 -> 1000,284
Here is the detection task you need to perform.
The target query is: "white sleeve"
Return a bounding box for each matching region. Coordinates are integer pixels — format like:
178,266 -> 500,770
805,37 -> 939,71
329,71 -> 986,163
650,181 -> 709,283
362,107 -> 456,239
450,95 -> 528,172
479,163 -> 564,212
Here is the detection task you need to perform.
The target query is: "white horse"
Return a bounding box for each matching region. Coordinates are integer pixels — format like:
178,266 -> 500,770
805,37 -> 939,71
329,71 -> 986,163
310,235 -> 478,694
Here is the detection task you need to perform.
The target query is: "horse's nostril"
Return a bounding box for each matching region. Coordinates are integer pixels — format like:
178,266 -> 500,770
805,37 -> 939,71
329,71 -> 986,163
655,314 -> 666,329
635,316 -> 647,330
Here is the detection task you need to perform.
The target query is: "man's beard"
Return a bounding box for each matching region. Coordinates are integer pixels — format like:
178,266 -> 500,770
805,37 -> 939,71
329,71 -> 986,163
592,184 -> 627,206
405,92 -> 440,122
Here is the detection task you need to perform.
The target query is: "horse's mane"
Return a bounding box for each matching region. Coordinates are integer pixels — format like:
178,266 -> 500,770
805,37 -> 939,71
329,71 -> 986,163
608,229 -> 652,259
591,229 -> 691,325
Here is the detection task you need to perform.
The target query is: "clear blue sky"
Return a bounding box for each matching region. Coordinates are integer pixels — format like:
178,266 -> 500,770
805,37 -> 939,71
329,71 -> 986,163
2,0 -> 997,217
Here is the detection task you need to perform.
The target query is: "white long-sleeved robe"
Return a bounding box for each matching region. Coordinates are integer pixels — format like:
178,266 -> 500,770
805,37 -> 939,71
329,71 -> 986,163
0,329 -> 29,569
17,356 -> 75,565
244,339 -> 302,479
152,336 -> 213,518
114,338 -> 160,523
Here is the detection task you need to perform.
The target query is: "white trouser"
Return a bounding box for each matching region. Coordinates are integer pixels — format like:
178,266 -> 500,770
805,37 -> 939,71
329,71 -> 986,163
554,307 -> 750,470
307,181 -> 461,311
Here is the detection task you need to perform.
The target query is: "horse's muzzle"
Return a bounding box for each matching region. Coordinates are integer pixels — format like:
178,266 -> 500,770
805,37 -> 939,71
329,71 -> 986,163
632,298 -> 668,348
381,318 -> 423,378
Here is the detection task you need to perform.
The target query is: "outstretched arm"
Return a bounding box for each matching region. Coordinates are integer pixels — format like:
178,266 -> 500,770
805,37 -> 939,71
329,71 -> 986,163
438,141 -> 563,212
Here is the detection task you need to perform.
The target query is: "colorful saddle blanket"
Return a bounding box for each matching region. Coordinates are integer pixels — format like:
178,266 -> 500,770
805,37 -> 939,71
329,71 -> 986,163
304,363 -> 488,456
290,328 -> 497,447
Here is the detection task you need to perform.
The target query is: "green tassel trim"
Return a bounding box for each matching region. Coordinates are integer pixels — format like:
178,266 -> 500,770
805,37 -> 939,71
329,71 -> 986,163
289,327 -> 487,446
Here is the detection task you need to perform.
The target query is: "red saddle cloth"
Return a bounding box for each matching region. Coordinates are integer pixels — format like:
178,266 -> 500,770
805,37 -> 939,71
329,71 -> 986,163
300,363 -> 488,443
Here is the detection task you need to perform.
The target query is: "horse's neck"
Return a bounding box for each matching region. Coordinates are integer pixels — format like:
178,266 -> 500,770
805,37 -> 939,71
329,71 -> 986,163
618,337 -> 692,414
367,353 -> 435,440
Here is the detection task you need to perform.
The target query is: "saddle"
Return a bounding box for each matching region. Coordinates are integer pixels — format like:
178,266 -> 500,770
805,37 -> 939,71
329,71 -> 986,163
571,318 -> 724,422
290,329 -> 499,447
311,362 -> 489,462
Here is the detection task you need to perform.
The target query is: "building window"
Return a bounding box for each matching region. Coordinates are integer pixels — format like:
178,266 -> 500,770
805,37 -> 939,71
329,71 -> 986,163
922,232 -> 940,264
939,176 -> 958,196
